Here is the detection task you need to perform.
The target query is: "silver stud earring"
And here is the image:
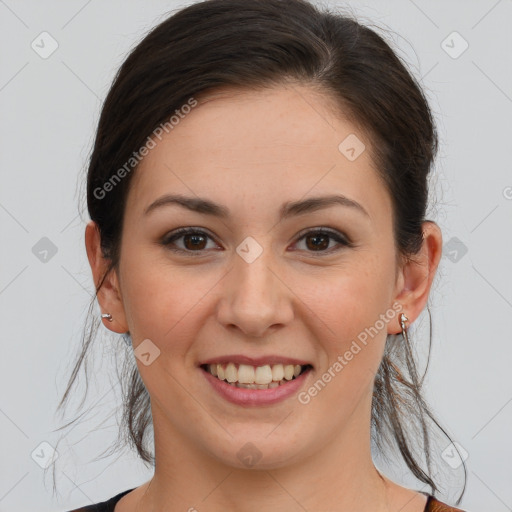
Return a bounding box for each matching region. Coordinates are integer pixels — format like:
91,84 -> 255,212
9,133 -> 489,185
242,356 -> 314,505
101,313 -> 113,322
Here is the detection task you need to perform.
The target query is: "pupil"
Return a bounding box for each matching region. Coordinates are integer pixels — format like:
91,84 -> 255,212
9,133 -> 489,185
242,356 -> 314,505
307,234 -> 328,250
185,234 -> 206,250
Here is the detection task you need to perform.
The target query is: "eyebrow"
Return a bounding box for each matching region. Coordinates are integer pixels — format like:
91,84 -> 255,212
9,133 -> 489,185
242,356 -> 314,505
143,193 -> 370,220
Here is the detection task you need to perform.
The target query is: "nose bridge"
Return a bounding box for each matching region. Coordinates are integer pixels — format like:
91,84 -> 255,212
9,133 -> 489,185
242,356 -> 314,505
217,243 -> 293,337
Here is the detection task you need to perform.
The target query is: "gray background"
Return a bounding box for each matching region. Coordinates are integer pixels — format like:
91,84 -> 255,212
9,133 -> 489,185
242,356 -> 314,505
1,1 -> 511,510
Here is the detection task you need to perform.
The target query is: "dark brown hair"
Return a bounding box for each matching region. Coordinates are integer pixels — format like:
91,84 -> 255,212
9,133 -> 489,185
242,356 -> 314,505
52,0 -> 466,505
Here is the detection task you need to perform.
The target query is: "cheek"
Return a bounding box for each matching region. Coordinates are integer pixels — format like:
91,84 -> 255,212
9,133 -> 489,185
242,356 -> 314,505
298,268 -> 390,422
302,257 -> 392,347
299,258 -> 393,409
119,248 -> 199,344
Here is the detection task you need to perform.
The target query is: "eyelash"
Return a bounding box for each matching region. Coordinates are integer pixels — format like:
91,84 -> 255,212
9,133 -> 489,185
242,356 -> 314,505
161,226 -> 353,256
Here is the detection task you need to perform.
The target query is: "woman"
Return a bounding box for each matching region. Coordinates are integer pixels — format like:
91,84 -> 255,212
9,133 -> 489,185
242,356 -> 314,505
58,0 -> 468,510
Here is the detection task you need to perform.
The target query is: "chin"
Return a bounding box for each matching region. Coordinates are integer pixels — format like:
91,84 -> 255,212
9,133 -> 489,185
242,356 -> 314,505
206,429 -> 314,471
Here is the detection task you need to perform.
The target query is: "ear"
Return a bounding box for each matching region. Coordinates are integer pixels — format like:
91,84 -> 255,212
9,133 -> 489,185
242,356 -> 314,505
85,220 -> 128,334
388,221 -> 443,334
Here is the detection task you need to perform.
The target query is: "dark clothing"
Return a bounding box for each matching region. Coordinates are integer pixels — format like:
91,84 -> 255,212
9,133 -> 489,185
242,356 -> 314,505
66,488 -> 134,512
67,488 -> 466,511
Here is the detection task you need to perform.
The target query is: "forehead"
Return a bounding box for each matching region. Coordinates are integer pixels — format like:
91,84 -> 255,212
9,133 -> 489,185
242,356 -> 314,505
126,84 -> 392,224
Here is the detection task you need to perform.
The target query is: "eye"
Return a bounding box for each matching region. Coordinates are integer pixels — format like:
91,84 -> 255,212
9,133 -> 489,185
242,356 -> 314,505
161,227 -> 219,254
292,227 -> 352,254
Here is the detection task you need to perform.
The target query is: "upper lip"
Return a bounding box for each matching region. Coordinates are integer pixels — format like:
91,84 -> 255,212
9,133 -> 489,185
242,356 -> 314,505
199,354 -> 313,367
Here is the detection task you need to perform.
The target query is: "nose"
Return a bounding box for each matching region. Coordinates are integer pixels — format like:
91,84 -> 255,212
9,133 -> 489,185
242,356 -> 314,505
216,250 -> 294,339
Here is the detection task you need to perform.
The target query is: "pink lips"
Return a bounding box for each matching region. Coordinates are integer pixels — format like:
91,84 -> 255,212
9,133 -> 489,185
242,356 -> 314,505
201,365 -> 312,406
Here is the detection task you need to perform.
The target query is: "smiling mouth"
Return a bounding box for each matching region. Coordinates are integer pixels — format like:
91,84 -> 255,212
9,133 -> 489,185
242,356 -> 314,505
201,363 -> 313,389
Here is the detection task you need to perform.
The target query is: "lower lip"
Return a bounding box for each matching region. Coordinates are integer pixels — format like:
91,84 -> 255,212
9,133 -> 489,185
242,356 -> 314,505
201,367 -> 312,406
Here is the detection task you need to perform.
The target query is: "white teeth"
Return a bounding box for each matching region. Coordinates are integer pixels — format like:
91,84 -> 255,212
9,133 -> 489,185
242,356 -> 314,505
206,362 -> 307,385
225,362 -> 237,383
283,365 -> 295,380
271,364 -> 284,381
238,364 -> 255,384
254,365 -> 273,385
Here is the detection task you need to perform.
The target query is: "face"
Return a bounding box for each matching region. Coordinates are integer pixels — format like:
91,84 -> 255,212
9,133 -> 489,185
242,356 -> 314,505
108,84 -> 406,470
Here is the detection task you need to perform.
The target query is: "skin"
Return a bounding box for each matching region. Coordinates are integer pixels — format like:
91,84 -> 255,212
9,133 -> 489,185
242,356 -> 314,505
85,84 -> 442,511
